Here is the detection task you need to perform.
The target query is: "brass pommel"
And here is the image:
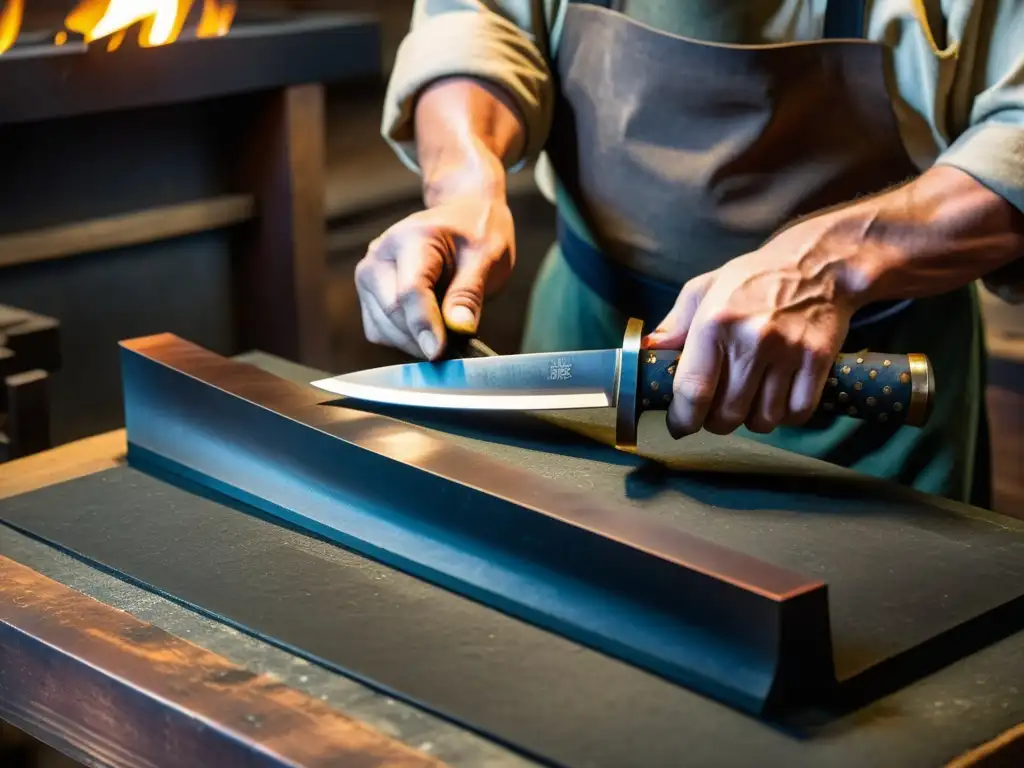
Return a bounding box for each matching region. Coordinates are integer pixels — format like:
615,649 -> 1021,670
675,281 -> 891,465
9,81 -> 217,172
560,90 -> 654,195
905,353 -> 934,428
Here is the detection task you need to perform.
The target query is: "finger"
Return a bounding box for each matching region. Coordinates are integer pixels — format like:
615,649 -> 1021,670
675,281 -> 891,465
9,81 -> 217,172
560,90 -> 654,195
703,350 -> 769,435
393,238 -> 447,359
644,273 -> 714,349
786,344 -> 834,425
440,250 -> 493,336
355,257 -> 408,349
362,292 -> 423,358
360,299 -> 383,346
667,320 -> 724,438
745,366 -> 797,434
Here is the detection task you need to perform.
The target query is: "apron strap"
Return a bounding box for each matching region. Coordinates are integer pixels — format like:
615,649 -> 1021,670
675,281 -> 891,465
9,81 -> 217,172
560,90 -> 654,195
823,0 -> 867,39
557,214 -> 913,332
557,215 -> 679,328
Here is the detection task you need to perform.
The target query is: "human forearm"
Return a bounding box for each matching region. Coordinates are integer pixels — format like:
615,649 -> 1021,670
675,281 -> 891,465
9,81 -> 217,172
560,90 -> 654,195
415,77 -> 527,207
649,165 -> 1024,438
356,77 -> 522,356
811,166 -> 1024,308
380,1 -> 555,179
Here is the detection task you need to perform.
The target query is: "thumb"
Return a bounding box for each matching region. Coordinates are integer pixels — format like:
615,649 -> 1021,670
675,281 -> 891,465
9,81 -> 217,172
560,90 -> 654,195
441,256 -> 491,335
643,273 -> 714,349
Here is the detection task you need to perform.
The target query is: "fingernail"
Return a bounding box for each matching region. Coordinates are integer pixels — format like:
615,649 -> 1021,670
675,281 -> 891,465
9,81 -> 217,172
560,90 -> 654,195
447,306 -> 477,333
417,330 -> 438,358
641,329 -> 668,349
666,417 -> 683,440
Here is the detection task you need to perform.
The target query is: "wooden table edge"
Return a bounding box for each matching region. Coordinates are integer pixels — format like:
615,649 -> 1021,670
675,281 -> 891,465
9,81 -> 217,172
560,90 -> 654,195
948,722 -> 1024,767
0,428 -> 127,501
0,434 -> 445,766
0,552 -> 444,767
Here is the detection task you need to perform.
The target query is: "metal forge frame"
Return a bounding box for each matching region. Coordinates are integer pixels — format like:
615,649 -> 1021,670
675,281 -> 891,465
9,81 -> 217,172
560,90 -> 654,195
0,15 -> 380,446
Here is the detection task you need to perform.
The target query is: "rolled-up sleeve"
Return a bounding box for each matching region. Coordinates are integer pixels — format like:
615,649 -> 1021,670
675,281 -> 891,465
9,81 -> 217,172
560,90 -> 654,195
381,0 -> 558,173
934,0 -> 1024,215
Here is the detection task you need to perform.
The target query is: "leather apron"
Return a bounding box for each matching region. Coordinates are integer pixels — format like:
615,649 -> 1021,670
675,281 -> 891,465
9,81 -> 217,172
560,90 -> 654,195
523,0 -> 991,506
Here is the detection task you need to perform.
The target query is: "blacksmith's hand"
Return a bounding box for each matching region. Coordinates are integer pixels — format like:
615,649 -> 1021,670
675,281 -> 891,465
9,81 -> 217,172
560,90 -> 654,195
643,224 -> 863,437
354,197 -> 515,360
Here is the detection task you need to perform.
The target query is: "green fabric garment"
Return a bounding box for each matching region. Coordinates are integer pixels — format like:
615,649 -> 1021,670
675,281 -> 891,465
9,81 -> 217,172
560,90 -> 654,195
521,242 -> 992,508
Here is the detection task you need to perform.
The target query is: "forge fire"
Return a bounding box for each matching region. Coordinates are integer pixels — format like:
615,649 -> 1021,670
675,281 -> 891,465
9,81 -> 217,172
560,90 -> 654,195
0,0 -> 237,54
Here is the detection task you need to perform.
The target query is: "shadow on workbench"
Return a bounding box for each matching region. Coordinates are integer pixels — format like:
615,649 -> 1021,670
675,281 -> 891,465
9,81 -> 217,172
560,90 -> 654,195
331,396 -> 1024,735
333,400 -> 961,510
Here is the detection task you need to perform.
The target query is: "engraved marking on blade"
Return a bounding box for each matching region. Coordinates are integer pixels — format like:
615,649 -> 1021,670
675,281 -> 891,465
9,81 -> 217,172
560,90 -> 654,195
548,358 -> 573,381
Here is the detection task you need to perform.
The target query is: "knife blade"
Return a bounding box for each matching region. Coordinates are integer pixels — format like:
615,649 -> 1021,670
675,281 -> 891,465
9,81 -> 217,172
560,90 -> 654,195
313,318 -> 935,451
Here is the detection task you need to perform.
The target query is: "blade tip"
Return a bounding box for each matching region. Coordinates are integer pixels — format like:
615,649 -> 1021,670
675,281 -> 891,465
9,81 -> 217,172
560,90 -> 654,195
310,378 -> 345,396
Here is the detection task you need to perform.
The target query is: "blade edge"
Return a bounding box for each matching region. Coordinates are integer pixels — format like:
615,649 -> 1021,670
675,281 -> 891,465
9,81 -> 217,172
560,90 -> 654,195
311,378 -> 613,411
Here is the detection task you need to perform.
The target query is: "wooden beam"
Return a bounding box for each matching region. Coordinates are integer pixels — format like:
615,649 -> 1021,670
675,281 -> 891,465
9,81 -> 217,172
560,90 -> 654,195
0,15 -> 380,127
0,555 -> 444,768
235,84 -> 331,368
0,196 -> 254,270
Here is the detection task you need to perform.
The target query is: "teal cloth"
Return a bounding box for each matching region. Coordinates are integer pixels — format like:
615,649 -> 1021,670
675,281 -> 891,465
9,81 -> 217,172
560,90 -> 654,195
521,242 -> 991,507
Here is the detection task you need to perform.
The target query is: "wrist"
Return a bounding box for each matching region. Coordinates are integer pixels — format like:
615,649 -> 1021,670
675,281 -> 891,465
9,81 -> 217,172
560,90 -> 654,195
807,203 -> 910,310
422,136 -> 509,208
810,166 -> 1024,306
414,77 -> 523,209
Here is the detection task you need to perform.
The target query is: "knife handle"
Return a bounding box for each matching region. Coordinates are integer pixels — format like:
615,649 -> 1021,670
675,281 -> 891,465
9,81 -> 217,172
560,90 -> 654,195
637,350 -> 934,428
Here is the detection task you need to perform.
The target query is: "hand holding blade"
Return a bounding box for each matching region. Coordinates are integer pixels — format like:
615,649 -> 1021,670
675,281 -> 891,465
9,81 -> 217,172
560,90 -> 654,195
313,318 -> 934,451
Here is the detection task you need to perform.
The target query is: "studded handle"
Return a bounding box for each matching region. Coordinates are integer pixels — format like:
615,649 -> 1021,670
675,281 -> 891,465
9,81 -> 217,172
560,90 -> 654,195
636,350 -> 934,427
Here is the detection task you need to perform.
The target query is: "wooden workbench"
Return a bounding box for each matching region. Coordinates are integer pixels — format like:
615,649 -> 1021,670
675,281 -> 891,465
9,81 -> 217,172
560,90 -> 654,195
1,352 -> 1022,768
0,430 -> 527,767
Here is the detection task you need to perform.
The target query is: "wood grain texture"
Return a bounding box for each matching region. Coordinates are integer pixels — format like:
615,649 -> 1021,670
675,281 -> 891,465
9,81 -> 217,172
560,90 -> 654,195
0,554 -> 445,768
947,722 -> 1024,767
0,196 -> 254,270
0,429 -> 126,501
235,84 -> 331,369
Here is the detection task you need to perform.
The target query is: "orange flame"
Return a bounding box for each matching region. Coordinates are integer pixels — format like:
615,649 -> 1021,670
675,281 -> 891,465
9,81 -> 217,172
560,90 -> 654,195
0,0 -> 24,55
66,0 -> 237,47
0,0 -> 236,55
197,0 -> 235,37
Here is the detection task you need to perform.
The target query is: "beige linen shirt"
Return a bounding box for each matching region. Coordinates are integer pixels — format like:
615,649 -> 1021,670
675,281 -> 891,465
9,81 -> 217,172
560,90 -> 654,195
381,0 -> 1024,217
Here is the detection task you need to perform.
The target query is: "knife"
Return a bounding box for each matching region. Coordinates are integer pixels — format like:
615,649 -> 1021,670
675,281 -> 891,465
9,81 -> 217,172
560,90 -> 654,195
313,318 -> 935,451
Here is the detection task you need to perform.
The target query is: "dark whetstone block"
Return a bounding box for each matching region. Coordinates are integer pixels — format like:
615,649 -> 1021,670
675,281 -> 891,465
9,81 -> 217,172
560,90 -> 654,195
116,335 -> 836,717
